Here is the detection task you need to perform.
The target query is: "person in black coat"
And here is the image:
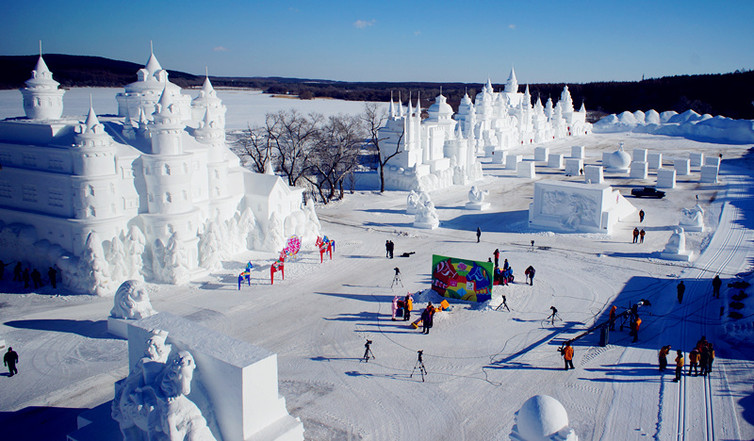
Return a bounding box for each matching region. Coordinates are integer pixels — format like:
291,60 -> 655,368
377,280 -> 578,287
48,267 -> 58,289
712,275 -> 722,299
421,304 -> 434,334
476,227 -> 481,243
4,347 -> 18,376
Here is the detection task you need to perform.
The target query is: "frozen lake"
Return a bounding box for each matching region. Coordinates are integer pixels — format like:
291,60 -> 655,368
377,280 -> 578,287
0,87 -> 381,130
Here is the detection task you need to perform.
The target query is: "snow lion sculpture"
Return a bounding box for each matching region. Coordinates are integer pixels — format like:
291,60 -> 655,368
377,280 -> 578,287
110,280 -> 157,320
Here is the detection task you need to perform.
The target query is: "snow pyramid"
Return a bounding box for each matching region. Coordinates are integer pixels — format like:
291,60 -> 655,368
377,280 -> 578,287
509,395 -> 578,441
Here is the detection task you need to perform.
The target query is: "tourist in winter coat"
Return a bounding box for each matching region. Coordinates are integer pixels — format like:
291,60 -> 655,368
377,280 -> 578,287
630,316 -> 642,342
4,347 -> 18,377
609,305 -> 617,331
404,294 -> 413,321
562,342 -> 575,370
421,304 -> 434,334
707,343 -> 715,374
639,209 -> 645,223
677,281 -> 685,303
476,227 -> 482,243
525,266 -> 535,285
639,229 -> 646,243
493,249 -> 500,267
712,275 -> 722,299
673,350 -> 684,382
689,348 -> 700,376
391,296 -> 399,320
632,227 -> 640,243
699,345 -> 710,376
659,345 -> 671,372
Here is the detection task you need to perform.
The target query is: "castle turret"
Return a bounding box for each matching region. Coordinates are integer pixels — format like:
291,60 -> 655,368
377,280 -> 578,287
504,67 -> 519,94
20,50 -> 65,120
149,87 -> 185,155
191,72 -> 226,129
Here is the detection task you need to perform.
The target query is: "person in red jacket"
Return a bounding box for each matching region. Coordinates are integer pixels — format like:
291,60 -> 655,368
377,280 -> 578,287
608,305 -> 617,331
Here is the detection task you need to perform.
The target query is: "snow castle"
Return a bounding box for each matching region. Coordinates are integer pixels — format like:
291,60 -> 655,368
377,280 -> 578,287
377,69 -> 592,191
0,50 -> 319,294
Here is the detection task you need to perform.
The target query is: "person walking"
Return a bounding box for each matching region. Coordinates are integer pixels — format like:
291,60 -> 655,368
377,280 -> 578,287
712,275 -> 722,299
677,281 -> 685,304
385,240 -> 390,258
561,342 -> 575,370
525,265 -> 536,286
421,303 -> 434,334
688,348 -> 700,376
706,343 -> 715,374
632,227 -> 640,243
639,229 -> 645,243
659,345 -> 671,372
476,227 -> 481,243
609,305 -> 617,331
48,266 -> 57,289
699,344 -> 710,376
22,268 -> 30,289
673,350 -> 684,382
630,316 -> 642,342
31,269 -> 42,289
13,262 -> 22,282
4,347 -> 18,377
639,209 -> 645,223
493,248 -> 500,267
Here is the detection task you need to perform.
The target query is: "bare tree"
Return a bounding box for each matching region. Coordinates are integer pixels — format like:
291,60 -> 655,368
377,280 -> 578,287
361,103 -> 403,193
234,124 -> 273,174
306,114 -> 364,203
267,110 -> 322,187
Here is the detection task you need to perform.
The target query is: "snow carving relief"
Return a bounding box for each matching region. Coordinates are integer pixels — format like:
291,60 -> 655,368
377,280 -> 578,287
679,204 -> 704,232
110,280 -> 156,320
112,330 -> 217,441
541,190 -> 599,230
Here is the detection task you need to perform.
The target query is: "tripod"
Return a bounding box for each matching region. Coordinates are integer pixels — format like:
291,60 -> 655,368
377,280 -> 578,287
410,351 -> 427,382
495,297 -> 510,312
545,312 -> 562,326
361,340 -> 375,363
391,272 -> 403,288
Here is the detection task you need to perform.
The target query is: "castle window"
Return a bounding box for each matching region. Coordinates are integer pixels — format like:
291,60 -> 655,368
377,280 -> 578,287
163,164 -> 171,175
165,192 -> 172,203
22,154 -> 36,167
0,181 -> 12,199
49,157 -> 64,171
22,184 -> 37,202
88,206 -> 95,217
48,189 -> 64,207
87,185 -> 95,196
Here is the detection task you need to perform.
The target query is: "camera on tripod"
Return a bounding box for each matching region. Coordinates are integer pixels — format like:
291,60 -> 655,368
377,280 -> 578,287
365,339 -> 372,347
394,267 -> 400,275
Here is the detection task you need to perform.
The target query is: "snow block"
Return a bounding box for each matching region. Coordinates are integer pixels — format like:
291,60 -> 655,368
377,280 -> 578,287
564,158 -> 583,176
491,150 -> 505,164
534,146 -> 549,162
505,154 -> 521,170
647,152 -> 662,170
674,159 -> 690,176
570,145 -> 584,159
547,154 -> 563,169
705,156 -> 721,167
689,152 -> 704,168
629,161 -> 648,179
128,313 -> 304,441
584,165 -> 604,184
107,317 -> 129,339
484,144 -> 495,157
528,180 -> 635,234
632,148 -> 647,163
656,168 -> 676,189
700,165 -> 719,183
517,161 -> 536,178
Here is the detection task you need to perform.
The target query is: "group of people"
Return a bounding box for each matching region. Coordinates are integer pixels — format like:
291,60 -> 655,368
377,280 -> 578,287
632,227 -> 646,243
420,303 -> 435,334
385,240 -> 395,259
492,252 -> 515,286
661,336 -> 715,382
0,261 -> 58,290
391,293 -> 413,321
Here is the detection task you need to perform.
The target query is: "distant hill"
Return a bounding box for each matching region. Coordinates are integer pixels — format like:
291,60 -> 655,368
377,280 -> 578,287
2,54 -> 753,120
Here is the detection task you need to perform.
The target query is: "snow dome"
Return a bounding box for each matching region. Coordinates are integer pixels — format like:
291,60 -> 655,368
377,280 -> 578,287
510,395 -> 578,441
605,143 -> 631,170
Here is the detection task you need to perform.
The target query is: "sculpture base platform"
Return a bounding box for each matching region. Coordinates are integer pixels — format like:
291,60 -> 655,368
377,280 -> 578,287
414,220 -> 439,230
465,202 -> 490,211
679,224 -> 703,233
660,251 -> 693,261
107,317 -> 129,339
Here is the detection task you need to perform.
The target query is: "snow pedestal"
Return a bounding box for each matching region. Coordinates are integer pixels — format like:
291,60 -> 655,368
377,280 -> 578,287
633,148 -> 647,162
660,227 -> 692,261
528,180 -> 635,234
517,161 -> 536,178
700,165 -> 719,183
547,154 -> 563,169
629,161 -> 648,179
492,150 -> 506,164
656,168 -> 676,189
509,395 -> 578,441
570,145 -> 584,159
564,158 -> 582,176
127,313 -> 303,441
534,147 -> 549,162
690,152 -> 704,168
647,152 -> 662,170
705,156 -> 721,167
674,159 -> 690,176
506,154 -> 522,170
584,165 -> 604,184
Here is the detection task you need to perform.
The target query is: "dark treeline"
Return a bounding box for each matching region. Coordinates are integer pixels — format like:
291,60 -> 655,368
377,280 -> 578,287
2,54 -> 753,119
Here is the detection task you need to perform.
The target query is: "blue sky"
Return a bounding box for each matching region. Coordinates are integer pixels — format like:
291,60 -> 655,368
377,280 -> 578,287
3,0 -> 753,84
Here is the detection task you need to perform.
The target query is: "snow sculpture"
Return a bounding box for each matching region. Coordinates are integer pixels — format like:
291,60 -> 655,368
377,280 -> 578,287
465,186 -> 490,210
660,226 -> 692,261
112,331 -> 217,441
73,231 -> 112,296
679,204 -> 704,232
414,196 -> 440,230
604,142 -> 631,171
406,190 -> 421,214
110,280 -> 156,320
509,395 -> 578,441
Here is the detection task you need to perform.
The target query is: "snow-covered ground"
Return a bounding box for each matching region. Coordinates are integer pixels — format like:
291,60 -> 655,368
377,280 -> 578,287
0,88 -> 379,130
1,91 -> 753,440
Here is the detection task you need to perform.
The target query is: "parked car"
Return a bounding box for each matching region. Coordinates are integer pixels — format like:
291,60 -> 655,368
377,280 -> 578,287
631,187 -> 666,198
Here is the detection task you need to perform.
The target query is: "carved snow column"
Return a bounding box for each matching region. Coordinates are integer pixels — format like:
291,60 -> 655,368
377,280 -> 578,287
20,55 -> 64,120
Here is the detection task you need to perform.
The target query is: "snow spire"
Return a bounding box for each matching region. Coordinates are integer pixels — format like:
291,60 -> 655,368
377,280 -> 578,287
85,95 -> 100,130
580,101 -> 586,113
389,91 -> 395,118
145,42 -> 162,75
21,40 -> 64,120
398,91 -> 404,117
415,91 -> 421,117
505,66 -> 518,93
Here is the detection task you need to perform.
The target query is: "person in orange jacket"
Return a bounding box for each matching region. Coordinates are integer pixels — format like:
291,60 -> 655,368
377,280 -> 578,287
403,293 -> 413,321
673,350 -> 684,382
630,316 -> 642,342
608,305 -> 617,331
689,348 -> 700,376
561,341 -> 575,370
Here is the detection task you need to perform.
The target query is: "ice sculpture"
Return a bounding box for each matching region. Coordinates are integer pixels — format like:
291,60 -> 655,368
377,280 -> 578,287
110,280 -> 156,320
